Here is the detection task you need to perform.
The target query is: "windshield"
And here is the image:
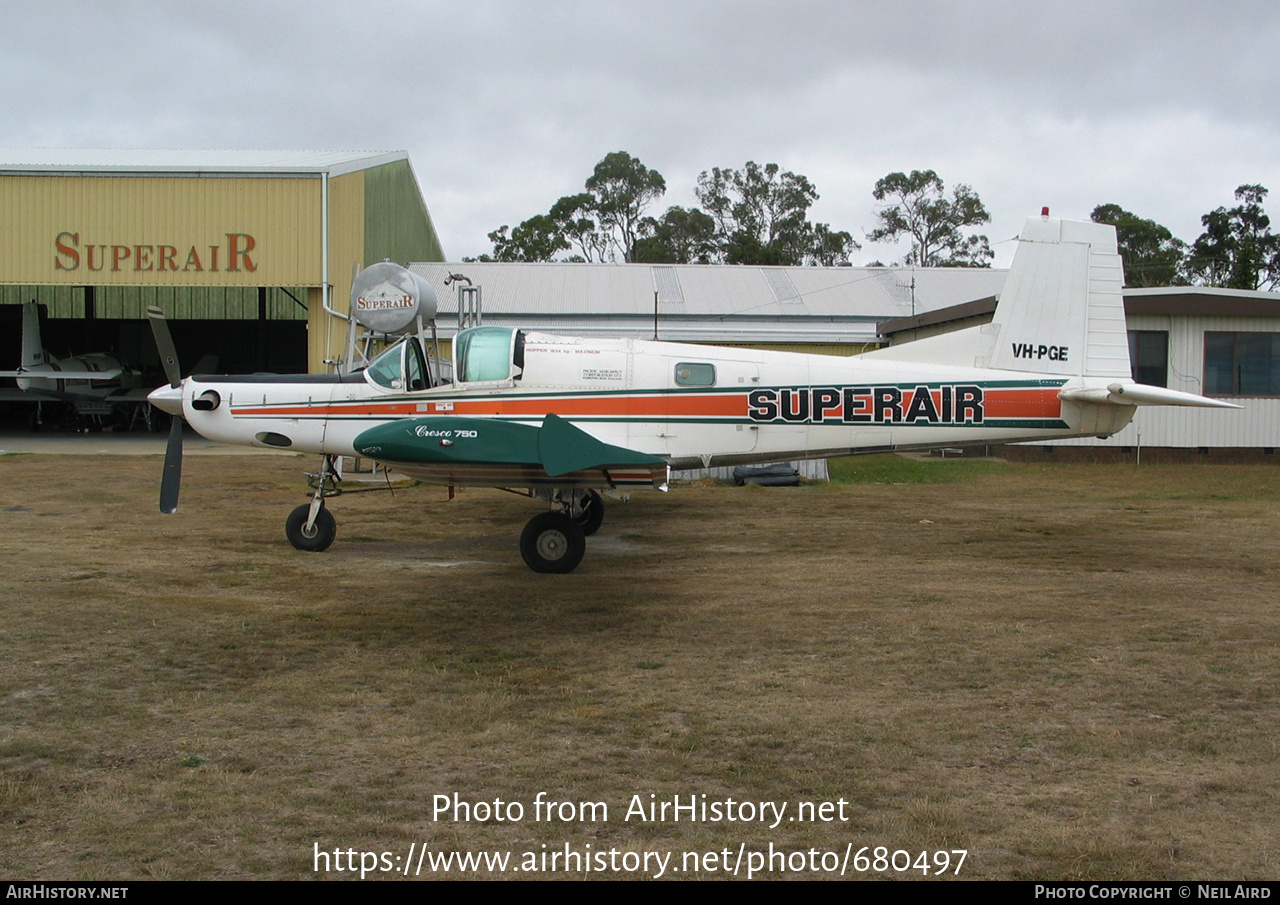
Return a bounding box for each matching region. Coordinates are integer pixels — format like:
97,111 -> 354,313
365,341 -> 404,389
363,338 -> 430,390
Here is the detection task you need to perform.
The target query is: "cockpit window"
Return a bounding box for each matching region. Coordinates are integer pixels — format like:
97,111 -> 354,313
363,337 -> 435,391
455,326 -> 517,383
366,341 -> 404,389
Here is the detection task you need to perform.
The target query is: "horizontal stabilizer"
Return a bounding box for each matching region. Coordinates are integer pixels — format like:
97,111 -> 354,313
1059,383 -> 1241,409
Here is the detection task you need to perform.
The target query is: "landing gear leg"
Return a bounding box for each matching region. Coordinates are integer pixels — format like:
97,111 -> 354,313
570,489 -> 605,536
286,455 -> 340,552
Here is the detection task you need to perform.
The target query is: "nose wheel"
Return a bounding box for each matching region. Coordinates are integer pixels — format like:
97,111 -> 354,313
285,454 -> 340,552
286,504 -> 337,552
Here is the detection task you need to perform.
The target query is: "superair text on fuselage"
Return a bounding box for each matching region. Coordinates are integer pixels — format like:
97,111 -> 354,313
747,385 -> 984,425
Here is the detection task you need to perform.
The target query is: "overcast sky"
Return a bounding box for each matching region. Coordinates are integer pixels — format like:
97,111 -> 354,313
4,0 -> 1278,266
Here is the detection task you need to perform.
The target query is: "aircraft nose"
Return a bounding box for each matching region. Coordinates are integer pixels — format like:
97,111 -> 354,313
148,383 -> 184,416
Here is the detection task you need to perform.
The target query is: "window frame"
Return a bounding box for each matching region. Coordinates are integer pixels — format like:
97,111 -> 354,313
673,361 -> 717,388
1128,330 -> 1168,388
1203,331 -> 1280,396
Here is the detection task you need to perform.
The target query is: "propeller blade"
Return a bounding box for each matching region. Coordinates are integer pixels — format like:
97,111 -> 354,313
147,306 -> 182,388
160,415 -> 183,514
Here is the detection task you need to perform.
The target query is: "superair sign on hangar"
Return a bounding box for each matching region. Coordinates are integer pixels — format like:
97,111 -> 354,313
2,173 -> 321,287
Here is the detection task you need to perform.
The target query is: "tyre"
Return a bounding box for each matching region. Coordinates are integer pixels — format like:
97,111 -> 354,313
573,490 -> 605,537
285,504 -> 336,552
520,511 -> 586,573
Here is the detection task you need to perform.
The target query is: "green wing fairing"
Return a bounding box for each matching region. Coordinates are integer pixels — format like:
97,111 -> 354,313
353,413 -> 664,477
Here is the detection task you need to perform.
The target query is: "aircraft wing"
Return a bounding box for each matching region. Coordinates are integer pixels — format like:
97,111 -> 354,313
0,368 -> 123,380
0,385 -> 154,405
353,413 -> 669,489
0,386 -> 49,402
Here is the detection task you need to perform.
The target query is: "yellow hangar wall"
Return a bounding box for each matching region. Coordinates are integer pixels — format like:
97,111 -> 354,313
1,175 -> 323,287
322,170 -> 364,371
0,159 -> 444,373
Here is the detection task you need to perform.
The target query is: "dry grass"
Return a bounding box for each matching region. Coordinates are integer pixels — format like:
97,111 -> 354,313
1,453 -> 1278,880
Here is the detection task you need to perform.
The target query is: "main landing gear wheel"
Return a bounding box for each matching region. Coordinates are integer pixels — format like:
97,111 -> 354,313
520,512 -> 586,574
285,504 -> 337,552
574,489 -> 605,537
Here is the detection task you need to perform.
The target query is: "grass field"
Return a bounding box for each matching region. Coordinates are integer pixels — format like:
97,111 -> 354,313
1,453 -> 1278,880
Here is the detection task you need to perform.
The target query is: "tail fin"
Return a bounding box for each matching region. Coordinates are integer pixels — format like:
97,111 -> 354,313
863,212 -> 1126,376
20,302 -> 48,370
992,215 -> 1235,408
865,213 -> 1236,410
985,215 -> 1129,379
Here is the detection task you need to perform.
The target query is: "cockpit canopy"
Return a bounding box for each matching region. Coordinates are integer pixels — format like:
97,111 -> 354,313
363,326 -> 523,392
454,326 -> 524,384
365,337 -> 429,391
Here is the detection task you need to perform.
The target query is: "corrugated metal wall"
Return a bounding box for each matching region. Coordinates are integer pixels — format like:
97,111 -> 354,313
0,175 -> 323,287
1,161 -> 450,374
363,159 -> 444,265
0,285 -> 308,320
0,285 -> 81,316
1046,313 -> 1280,448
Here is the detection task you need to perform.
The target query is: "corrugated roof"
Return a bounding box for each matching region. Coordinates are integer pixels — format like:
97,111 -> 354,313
0,149 -> 407,177
403,261 -> 1010,344
411,261 -> 1009,321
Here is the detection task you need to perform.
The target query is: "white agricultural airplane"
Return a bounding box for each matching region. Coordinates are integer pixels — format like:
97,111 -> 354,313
147,213 -> 1236,573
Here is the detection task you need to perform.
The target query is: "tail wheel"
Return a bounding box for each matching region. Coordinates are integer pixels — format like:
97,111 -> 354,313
285,504 -> 337,552
520,512 -> 586,573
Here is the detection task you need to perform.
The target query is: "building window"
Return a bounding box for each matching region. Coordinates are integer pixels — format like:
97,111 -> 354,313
1128,331 -> 1168,387
1204,332 -> 1280,395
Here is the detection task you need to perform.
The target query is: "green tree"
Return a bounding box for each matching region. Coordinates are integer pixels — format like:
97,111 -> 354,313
1184,185 -> 1280,291
485,214 -> 570,262
807,223 -> 857,267
632,205 -> 718,264
1090,204 -> 1187,287
694,161 -> 856,265
585,151 -> 666,262
484,152 -> 666,263
549,193 -> 610,263
868,170 -> 992,267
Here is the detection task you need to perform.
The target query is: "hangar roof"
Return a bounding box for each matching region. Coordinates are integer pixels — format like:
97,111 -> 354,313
878,284 -> 1280,340
0,148 -> 407,177
411,260 -> 1009,344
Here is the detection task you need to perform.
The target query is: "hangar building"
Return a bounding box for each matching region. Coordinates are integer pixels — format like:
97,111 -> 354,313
410,260 -> 1007,354
0,149 -> 444,377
